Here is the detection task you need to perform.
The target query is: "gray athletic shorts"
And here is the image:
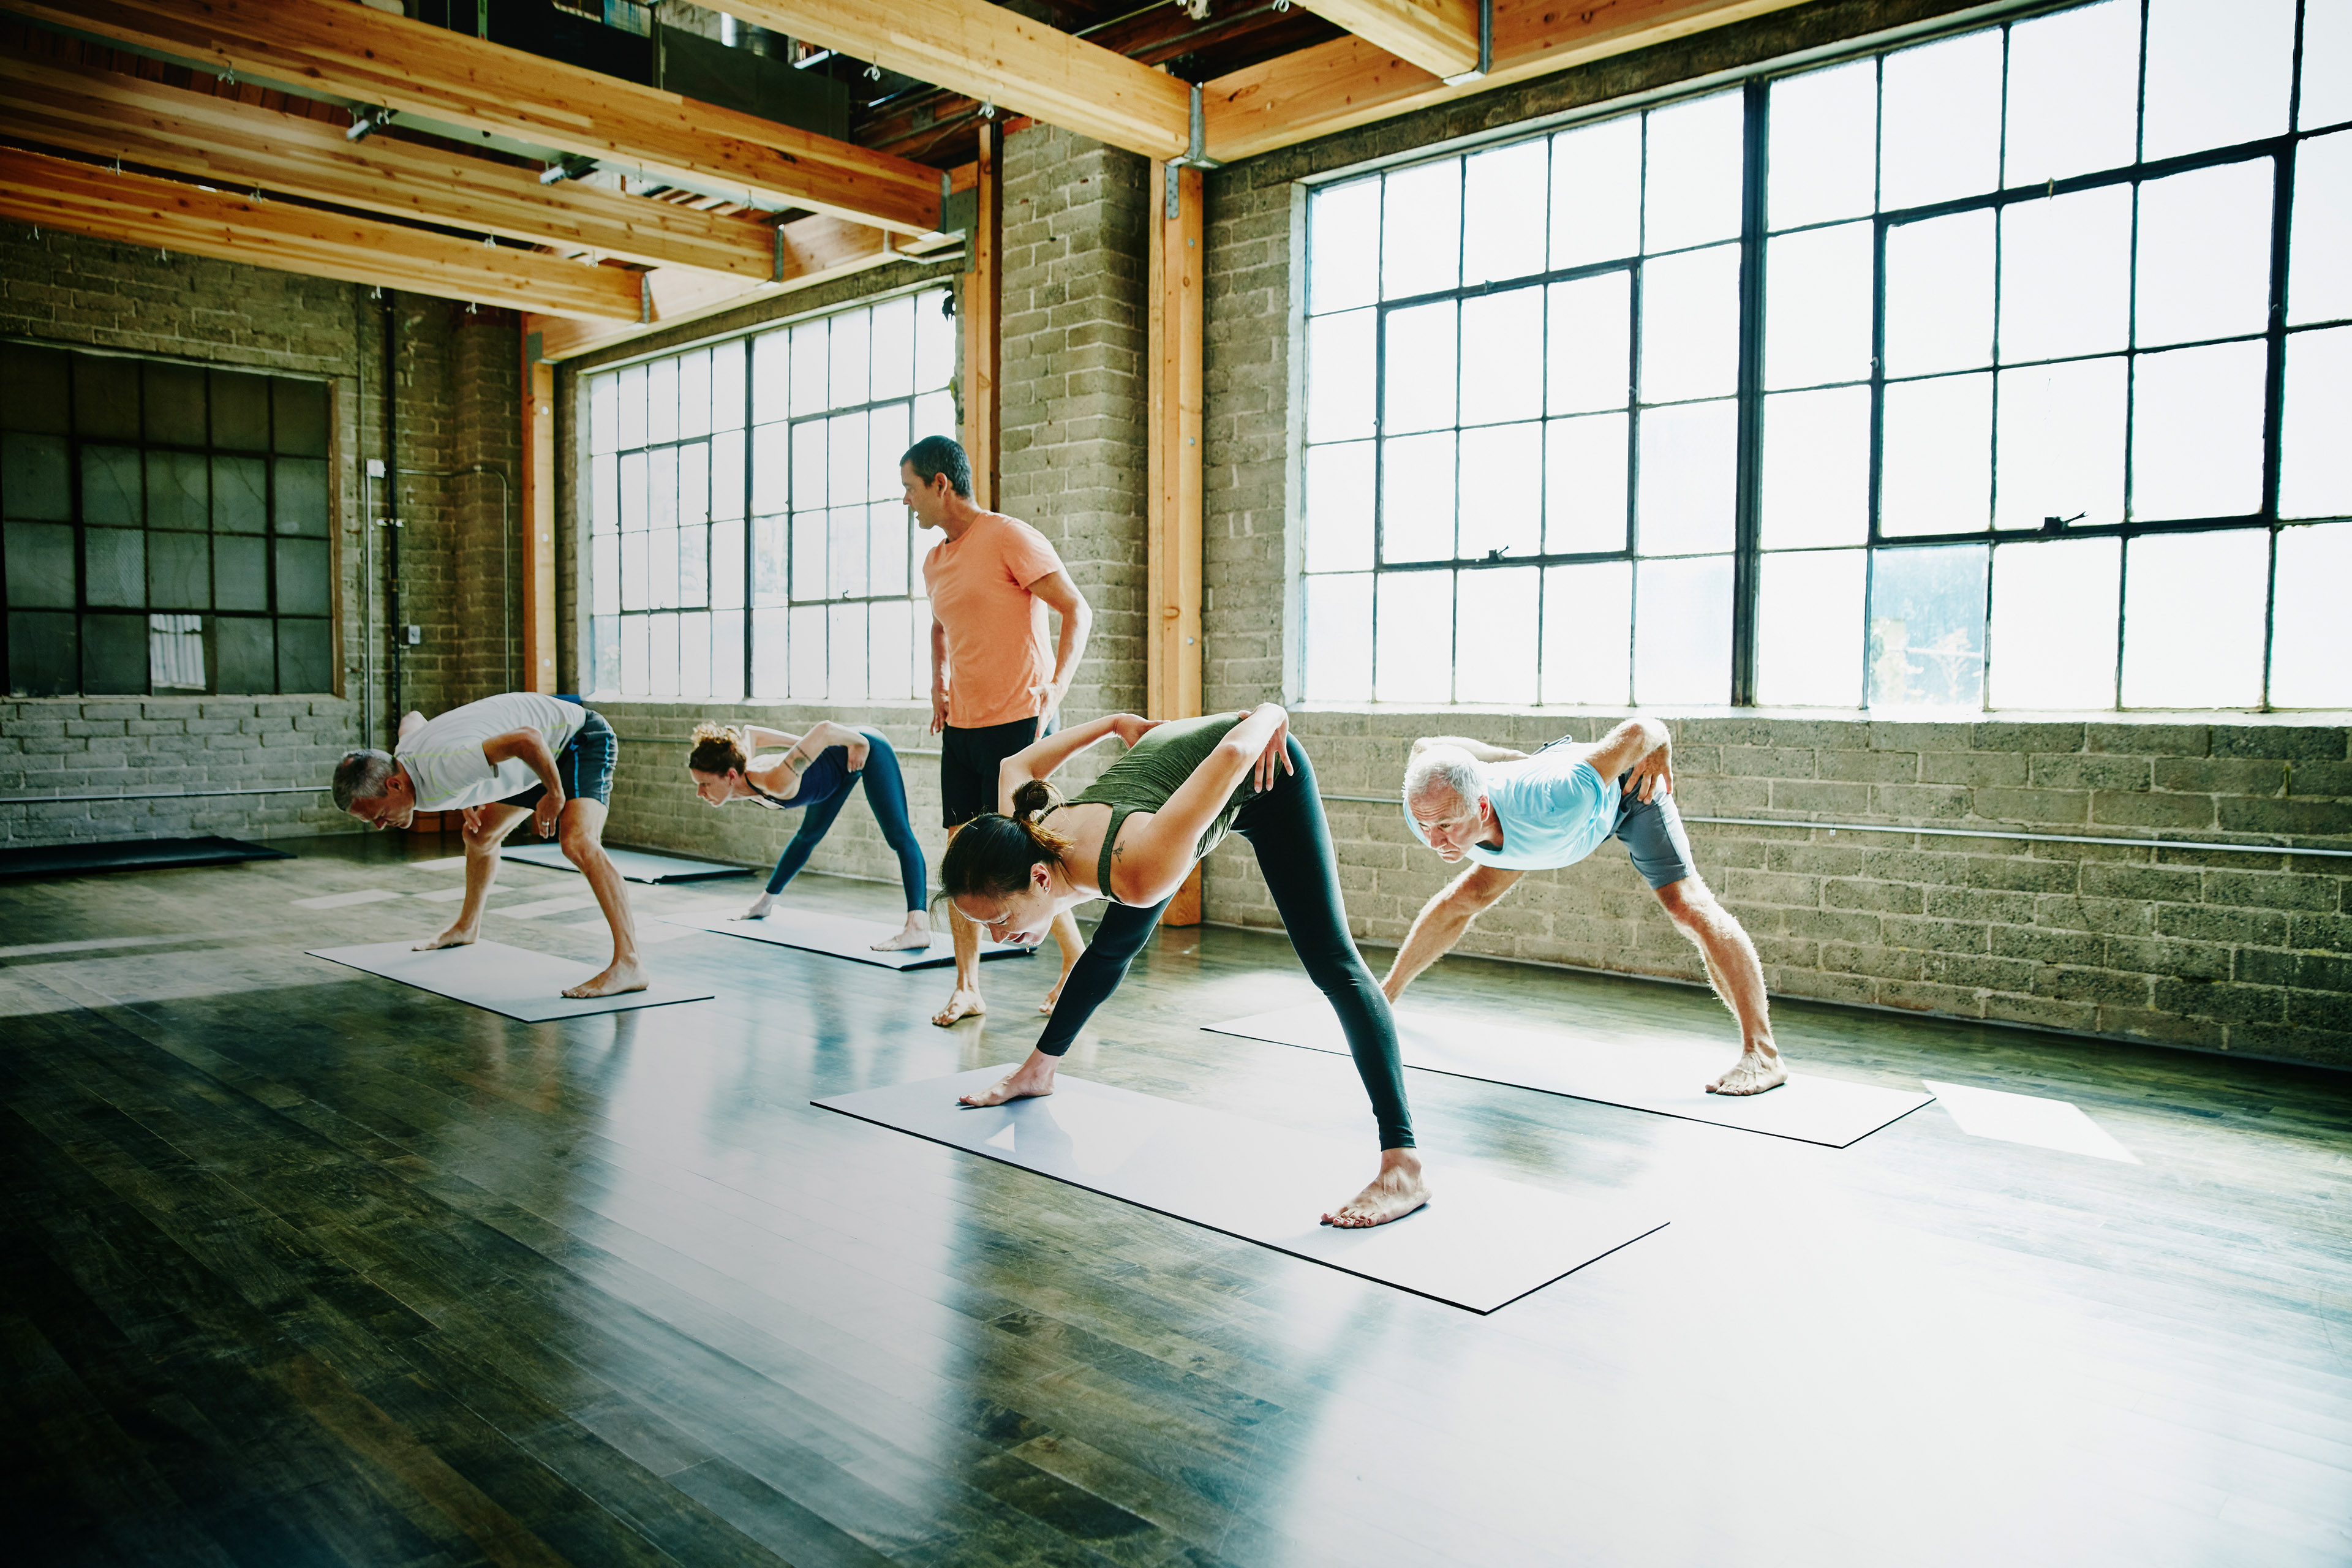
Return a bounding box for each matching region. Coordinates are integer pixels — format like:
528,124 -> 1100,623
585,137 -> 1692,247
1532,735 -> 1699,890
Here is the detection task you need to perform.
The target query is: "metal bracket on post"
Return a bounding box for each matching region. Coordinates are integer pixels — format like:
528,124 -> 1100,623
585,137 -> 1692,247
1442,0 -> 1493,86
772,222 -> 785,284
1166,160 -> 1182,221
639,273 -> 650,324
939,168 -> 952,230
1169,83 -> 1221,182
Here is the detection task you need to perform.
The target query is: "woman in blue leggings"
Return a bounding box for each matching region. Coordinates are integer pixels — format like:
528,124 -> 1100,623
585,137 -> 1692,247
685,720 -> 930,951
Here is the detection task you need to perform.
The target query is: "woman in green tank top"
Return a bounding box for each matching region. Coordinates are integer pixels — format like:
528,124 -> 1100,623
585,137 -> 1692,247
938,702 -> 1428,1229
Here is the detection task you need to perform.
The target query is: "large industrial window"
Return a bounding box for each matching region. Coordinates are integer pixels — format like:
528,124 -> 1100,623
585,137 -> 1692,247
586,287 -> 957,703
0,342 -> 335,698
1297,0 -> 2352,711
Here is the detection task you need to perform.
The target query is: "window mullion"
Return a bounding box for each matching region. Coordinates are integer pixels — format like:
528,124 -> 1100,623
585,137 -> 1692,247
1730,77 -> 1770,707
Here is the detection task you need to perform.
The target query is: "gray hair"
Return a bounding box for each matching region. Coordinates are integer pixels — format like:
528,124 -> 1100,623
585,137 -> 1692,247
1402,746 -> 1483,823
332,749 -> 398,812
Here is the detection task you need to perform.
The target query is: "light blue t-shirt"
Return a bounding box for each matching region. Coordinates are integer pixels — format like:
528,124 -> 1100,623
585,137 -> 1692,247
1405,745 -> 1619,870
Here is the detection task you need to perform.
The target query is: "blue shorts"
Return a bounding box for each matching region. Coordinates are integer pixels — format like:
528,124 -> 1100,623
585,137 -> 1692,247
498,709 -> 616,811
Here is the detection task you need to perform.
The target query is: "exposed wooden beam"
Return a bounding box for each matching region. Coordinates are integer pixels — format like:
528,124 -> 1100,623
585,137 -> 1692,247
521,340 -> 559,696
525,214 -> 902,361
1292,0 -> 1480,81
722,1 -> 1191,160
0,46 -> 775,280
13,0 -> 944,233
1204,0 -> 1806,162
961,123 -> 1002,511
0,146 -> 643,318
1146,159 -> 1205,926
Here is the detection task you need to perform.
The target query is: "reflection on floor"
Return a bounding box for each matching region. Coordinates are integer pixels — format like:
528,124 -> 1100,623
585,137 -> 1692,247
3,830 -> 2348,1567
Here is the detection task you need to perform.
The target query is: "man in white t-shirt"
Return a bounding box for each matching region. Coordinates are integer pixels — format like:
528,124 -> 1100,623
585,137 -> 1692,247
1389,717 -> 1785,1096
331,692 -> 643,998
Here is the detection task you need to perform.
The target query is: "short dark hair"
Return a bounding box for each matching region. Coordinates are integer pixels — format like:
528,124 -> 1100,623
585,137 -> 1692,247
900,435 -> 972,499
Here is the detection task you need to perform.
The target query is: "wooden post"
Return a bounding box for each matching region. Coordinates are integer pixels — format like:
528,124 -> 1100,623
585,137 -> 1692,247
1148,160 -> 1205,925
962,122 -> 1002,510
520,331 -> 559,693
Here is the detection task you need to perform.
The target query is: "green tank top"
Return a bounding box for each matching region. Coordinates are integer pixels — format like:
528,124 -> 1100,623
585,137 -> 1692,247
1065,713 -> 1256,903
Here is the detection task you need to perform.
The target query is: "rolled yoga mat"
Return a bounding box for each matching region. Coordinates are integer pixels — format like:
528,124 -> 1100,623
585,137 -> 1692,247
814,1065 -> 1668,1314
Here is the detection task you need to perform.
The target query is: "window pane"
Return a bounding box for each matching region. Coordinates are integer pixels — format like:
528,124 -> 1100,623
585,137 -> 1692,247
146,450 -> 206,531
1463,140 -> 1549,285
2132,340 -> 2267,519
1642,91 -> 1743,253
273,458 -> 326,537
2136,160 -> 2274,348
1460,288 -> 1544,427
1375,570 -> 1453,703
591,615 -> 619,693
213,535 -> 266,612
676,611 -> 711,701
1633,554 -> 1731,704
2305,0 -> 2352,129
710,428 -> 744,520
750,423 -> 787,516
870,500 -> 908,597
148,532 -> 209,610
711,518 -> 745,609
590,372 -> 618,453
792,500 -> 827,598
590,453 -> 619,534
2270,524 -> 2352,706
273,382 -> 327,458
1757,548 -> 1864,706
1550,116 -> 1642,269
710,337 -> 745,431
149,614 -> 204,693
2,344 -> 69,435
620,530 -> 647,610
2,434 -> 69,521
913,388 -> 953,444
1764,222 -> 1872,390
1381,430 -> 1455,563
2281,326 -> 2352,518
829,309 -> 870,409
1382,159 -> 1461,300
2005,0 -> 2141,186
1305,440 -> 1374,572
615,364 -> 647,449
4,522 -> 74,606
644,527 -> 679,610
1384,300 -> 1457,434
2120,530 -> 2267,707
1639,244 -> 1739,403
1546,271 -> 1631,415
620,613 -> 646,692
1885,211 -> 1993,377
829,506 -> 870,598
277,617 -> 331,693
870,296 -> 915,402
646,356 -> 677,446
1879,29 -> 2002,210
1306,309 -> 1376,442
1636,399 -> 1734,555
1882,373 -> 1992,536
1768,60 -> 1875,229
648,611 -> 679,695
1868,543 -> 1986,710
1989,537 -> 2119,709
827,411 -> 867,508
1454,568 -> 1539,706
7,610 -> 75,695
677,522 -> 709,608
1541,560 -> 1630,706
2288,132 -> 2352,326
214,616 -> 273,695
676,347 -> 710,439
870,598 -> 911,701
85,527 -> 143,607
619,450 -> 647,531
213,454 -> 266,536
915,288 -> 956,391
753,516 -> 788,605
2141,0 -> 2294,161
592,534 -> 619,615
2000,186 -> 2132,363
1457,423 -> 1542,562
83,445 -> 140,526
679,442 -> 710,526
648,447 -> 677,530
790,420 -> 825,513
144,361 -> 210,445
790,321 -> 828,417
868,403 -> 909,502
1302,571 -> 1372,702
753,331 -> 790,423
1310,178 -> 1381,315
75,356 -> 137,440
81,612 -> 148,695
710,608 -> 745,702
1544,414 -> 1629,554
751,606 -> 786,698
1995,357 -> 2126,531
1760,386 -> 1869,548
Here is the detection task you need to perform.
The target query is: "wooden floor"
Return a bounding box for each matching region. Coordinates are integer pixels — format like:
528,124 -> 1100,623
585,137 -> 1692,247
4,834 -> 2350,1567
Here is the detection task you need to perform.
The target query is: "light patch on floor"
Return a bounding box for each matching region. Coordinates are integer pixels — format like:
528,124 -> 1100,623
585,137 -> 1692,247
1924,1080 -> 2139,1163
407,856 -> 469,872
0,933 -> 211,959
292,889 -> 407,909
565,914 -> 699,943
496,895 -> 605,919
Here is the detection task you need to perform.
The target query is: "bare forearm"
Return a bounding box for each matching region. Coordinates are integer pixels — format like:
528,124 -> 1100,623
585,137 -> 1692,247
1006,714 -> 1126,790
485,731 -> 564,797
1051,598 -> 1092,688
930,623 -> 948,694
1413,734 -> 1526,763
740,725 -> 799,752
1382,893 -> 1478,998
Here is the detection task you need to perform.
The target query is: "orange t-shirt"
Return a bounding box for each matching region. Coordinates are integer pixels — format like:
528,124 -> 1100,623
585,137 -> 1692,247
921,511 -> 1066,729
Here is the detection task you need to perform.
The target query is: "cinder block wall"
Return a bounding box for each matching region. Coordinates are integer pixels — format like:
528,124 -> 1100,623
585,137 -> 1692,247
0,222 -> 522,845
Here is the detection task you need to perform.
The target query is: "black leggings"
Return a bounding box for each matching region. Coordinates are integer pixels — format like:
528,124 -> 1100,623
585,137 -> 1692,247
1030,737 -> 1413,1150
764,730 -> 927,912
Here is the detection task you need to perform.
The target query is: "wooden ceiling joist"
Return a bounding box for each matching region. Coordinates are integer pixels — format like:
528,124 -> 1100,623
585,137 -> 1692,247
720,1 -> 1193,162
11,0 -> 945,234
0,47 -> 776,280
1204,0 -> 1807,162
0,146 -> 644,319
1293,0 -> 1482,81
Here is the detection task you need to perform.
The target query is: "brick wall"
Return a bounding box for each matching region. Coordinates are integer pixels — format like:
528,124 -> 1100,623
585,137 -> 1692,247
0,222 -> 521,845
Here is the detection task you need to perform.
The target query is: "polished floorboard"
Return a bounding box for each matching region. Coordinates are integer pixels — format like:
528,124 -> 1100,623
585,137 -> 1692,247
2,832 -> 2348,1567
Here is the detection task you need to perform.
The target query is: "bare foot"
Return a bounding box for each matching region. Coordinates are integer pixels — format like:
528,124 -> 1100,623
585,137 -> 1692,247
736,892 -> 777,921
871,917 -> 932,952
563,959 -> 648,999
1707,1047 -> 1789,1096
413,925 -> 478,952
958,1054 -> 1057,1107
932,987 -> 986,1026
1322,1150 -> 1429,1229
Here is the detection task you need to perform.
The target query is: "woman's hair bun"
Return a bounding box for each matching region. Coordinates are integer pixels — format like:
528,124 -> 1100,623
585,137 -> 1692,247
1009,777 -> 1061,822
685,723 -> 747,776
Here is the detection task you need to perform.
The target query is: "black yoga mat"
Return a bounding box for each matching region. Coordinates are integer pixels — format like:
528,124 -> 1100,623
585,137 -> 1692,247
0,835 -> 293,880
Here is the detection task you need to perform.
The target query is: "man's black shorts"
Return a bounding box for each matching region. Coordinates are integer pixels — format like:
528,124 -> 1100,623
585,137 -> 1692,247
940,715 -> 1046,828
497,709 -> 617,812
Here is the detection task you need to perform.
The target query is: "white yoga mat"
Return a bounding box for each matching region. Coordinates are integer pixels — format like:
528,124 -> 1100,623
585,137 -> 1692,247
1208,1003 -> 1934,1149
499,842 -> 751,883
665,906 -> 1034,970
306,940 -> 713,1022
1925,1080 -> 2138,1163
814,1066 -> 1668,1314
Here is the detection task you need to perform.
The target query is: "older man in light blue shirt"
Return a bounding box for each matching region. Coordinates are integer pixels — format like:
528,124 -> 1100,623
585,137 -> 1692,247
1389,716 -> 1786,1096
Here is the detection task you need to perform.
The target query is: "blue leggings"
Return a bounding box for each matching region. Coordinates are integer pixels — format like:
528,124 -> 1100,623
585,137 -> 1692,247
765,729 -> 927,911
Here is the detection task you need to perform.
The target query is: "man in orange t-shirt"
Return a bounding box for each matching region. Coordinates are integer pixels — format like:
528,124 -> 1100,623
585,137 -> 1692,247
904,435 -> 1095,1025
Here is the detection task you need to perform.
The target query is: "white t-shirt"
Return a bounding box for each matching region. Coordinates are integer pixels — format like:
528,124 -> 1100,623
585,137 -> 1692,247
396,693 -> 586,811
